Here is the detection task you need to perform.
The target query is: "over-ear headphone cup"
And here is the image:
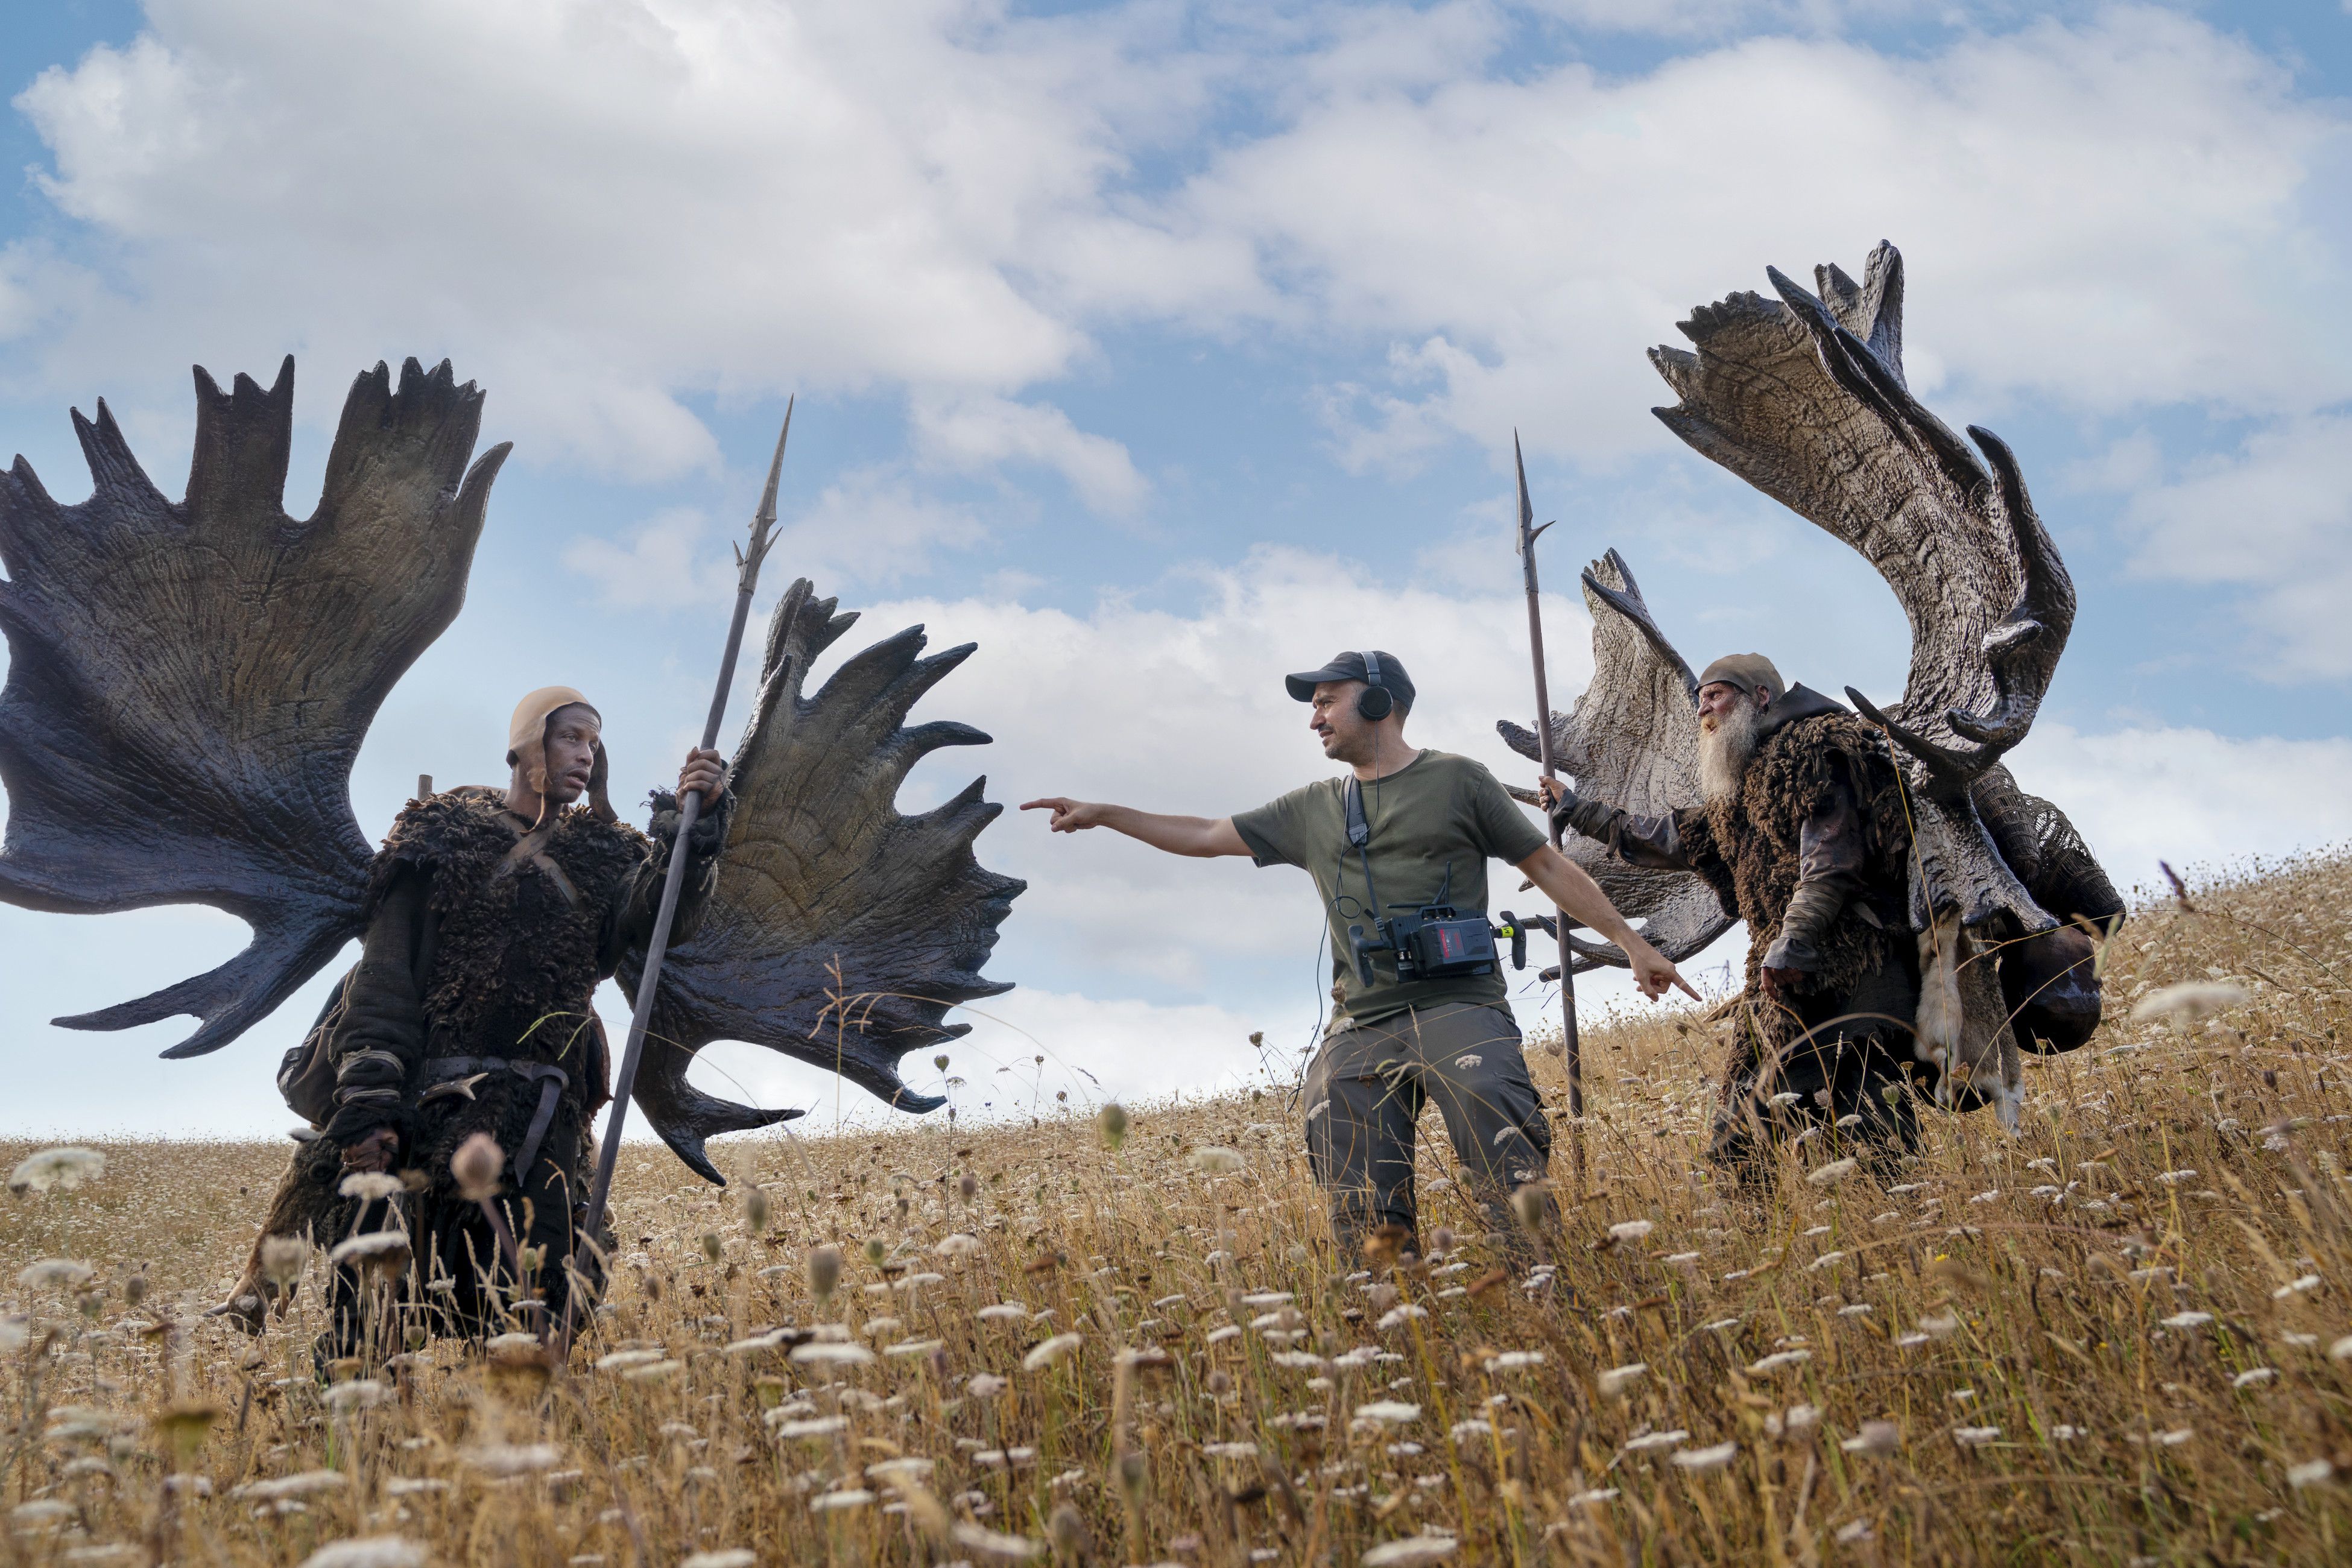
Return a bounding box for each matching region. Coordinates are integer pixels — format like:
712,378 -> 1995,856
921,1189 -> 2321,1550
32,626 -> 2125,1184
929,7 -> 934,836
1358,686 -> 1393,721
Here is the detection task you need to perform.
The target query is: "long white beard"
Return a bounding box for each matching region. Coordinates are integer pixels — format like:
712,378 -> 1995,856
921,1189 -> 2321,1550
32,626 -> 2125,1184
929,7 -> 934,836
1698,698 -> 1766,805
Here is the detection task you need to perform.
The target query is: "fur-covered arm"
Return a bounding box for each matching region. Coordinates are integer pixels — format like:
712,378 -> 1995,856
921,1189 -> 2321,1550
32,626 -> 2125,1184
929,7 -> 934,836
1552,788 -> 1698,871
604,784 -> 737,968
1761,776 -> 1867,975
317,867 -> 432,1149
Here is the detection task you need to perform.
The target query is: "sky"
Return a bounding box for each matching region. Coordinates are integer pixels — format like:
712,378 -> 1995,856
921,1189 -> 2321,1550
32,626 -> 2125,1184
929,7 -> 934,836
2,0 -> 2351,1145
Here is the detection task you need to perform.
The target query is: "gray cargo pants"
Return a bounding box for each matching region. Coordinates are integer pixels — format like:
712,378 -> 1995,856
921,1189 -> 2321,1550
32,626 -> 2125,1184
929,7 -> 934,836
1301,1002 -> 1552,1263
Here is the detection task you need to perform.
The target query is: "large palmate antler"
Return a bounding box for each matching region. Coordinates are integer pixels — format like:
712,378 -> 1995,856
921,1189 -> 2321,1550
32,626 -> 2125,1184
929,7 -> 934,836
1649,242 -> 2072,933
622,578 -> 1024,1180
0,359 -> 507,1057
1498,550 -> 1733,974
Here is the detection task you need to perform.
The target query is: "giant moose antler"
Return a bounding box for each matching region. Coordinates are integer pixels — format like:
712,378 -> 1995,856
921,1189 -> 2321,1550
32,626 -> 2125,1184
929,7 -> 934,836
0,358 -> 507,1057
1498,550 -> 1733,974
622,578 -> 1025,1180
1649,242 -> 2072,935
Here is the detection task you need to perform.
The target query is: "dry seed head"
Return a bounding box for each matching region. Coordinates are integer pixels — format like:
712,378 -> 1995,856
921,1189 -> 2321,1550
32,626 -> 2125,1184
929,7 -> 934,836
1049,1500 -> 1088,1563
808,1244 -> 842,1303
745,1186 -> 771,1234
701,1231 -> 724,1263
1097,1102 -> 1130,1151
450,1133 -> 504,1202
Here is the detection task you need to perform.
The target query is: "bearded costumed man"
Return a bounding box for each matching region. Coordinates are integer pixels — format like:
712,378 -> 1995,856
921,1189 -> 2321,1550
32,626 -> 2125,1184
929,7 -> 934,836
1541,653 -> 1926,1170
220,688 -> 732,1349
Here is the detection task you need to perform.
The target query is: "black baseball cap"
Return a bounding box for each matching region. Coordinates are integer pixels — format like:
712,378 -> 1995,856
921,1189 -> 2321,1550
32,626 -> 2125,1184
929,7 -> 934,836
1284,650 -> 1415,710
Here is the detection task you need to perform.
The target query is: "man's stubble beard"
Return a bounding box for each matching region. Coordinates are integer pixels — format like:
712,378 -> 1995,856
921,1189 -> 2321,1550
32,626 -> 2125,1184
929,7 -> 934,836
1698,697 -> 1766,805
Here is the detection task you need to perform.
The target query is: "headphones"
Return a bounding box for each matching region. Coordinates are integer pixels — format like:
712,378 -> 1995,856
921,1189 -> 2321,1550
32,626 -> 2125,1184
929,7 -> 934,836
1356,650 -> 1394,721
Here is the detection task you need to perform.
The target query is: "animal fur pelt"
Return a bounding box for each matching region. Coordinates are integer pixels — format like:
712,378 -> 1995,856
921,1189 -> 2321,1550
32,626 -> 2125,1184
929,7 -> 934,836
1686,712 -> 1914,1004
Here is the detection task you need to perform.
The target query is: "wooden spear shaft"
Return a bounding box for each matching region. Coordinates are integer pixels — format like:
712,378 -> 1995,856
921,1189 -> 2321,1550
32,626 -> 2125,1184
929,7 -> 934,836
1514,434 -> 1581,1121
575,400 -> 792,1258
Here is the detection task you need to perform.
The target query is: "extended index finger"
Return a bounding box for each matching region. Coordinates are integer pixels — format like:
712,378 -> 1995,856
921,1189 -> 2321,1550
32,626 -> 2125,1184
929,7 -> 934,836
1674,973 -> 1702,1002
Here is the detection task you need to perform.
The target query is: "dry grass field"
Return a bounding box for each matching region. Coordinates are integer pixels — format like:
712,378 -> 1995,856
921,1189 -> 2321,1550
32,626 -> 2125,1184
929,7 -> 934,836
6,850 -> 2352,1567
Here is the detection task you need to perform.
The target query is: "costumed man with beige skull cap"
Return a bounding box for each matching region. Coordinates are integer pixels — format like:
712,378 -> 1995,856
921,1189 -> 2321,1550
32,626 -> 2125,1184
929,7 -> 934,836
220,689 -> 730,1353
1541,655 -> 1926,1176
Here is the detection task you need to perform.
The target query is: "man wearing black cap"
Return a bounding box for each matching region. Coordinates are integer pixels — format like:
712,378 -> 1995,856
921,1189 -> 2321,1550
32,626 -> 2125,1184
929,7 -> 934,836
1024,650 -> 1693,1262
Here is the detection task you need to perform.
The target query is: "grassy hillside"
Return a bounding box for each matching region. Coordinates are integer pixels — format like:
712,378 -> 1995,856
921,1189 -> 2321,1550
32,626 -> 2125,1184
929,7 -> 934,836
4,851 -> 2350,1566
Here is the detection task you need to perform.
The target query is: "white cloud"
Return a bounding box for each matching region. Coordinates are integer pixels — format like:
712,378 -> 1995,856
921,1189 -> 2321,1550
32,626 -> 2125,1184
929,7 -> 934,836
1103,7 -> 2350,465
2109,413 -> 2352,680
566,468 -> 990,604
910,392 -> 1147,515
4,0 -> 1174,476
2007,721 -> 2352,891
5,3 -> 2344,488
563,506 -> 737,611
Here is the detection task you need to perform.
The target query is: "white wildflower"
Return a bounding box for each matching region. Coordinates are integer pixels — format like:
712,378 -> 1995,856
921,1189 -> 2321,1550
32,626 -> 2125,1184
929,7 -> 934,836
299,1540 -> 426,1568
1596,1363 -> 1646,1397
2131,982 -> 2247,1025
1190,1147 -> 1247,1174
1918,1312 -> 1961,1338
1484,1351 -> 1545,1373
2155,1169 -> 2198,1186
1569,1488 -> 1619,1505
1608,1219 -> 1654,1242
935,1234 -> 984,1260
595,1348 -> 668,1371
809,1490 -> 874,1511
233,1470 -> 350,1501
681,1554 -> 757,1568
1376,1305 -> 1428,1330
8,1147 -> 104,1196
1841,1421 -> 1901,1456
2273,1275 -> 2322,1299
337,1172 -> 403,1203
1622,1430 -> 1690,1453
950,1523 -> 1046,1560
1672,1441 -> 1739,1472
1023,1332 -> 1084,1371
774,1417 -> 847,1439
324,1380 -> 387,1415
1353,1401 -> 1421,1426
1806,1159 -> 1858,1187
18,1259 -> 93,1290
463,1443 -> 562,1477
1953,1426 -> 2000,1446
2288,1458 -> 2334,1489
1361,1536 -> 1458,1566
2161,1312 -> 2214,1330
976,1303 -> 1028,1321
1201,1441 -> 1259,1459
791,1342 -> 876,1367
1746,1350 -> 1811,1374
966,1373 -> 1008,1399
621,1360 -> 682,1383
2233,1367 -> 2277,1389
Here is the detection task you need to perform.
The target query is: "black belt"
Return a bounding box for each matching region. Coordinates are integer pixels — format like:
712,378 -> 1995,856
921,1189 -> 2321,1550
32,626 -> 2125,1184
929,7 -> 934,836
420,1056 -> 572,1183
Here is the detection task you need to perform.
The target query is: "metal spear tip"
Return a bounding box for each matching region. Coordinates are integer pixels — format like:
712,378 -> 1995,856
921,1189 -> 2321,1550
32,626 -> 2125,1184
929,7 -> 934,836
753,396 -> 793,529
1514,429 -> 1534,541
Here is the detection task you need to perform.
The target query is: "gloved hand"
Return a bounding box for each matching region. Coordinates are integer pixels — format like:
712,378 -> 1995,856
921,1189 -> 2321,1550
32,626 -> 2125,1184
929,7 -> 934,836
1536,776 -> 1579,819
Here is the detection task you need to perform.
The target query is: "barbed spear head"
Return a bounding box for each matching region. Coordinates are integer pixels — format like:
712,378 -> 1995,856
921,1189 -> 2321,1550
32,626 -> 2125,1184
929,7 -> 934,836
1514,429 -> 1554,559
735,394 -> 793,590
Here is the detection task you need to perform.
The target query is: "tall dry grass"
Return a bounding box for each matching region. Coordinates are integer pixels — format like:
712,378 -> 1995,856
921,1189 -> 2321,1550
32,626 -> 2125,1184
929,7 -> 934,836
5,850 -> 2351,1566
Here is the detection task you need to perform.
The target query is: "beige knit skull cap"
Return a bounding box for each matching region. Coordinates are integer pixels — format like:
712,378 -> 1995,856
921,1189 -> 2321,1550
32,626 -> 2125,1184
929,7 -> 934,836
507,685 -> 616,823
1696,653 -> 1786,704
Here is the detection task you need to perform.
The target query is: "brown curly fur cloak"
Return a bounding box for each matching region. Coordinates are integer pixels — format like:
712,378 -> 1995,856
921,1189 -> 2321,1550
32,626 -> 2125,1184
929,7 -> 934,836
368,785 -> 652,1183
235,789 -> 664,1300
1674,712 -> 1918,1096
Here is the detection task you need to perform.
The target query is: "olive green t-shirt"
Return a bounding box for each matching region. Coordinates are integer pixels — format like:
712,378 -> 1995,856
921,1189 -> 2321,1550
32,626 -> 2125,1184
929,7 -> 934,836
1231,750 -> 1549,1027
